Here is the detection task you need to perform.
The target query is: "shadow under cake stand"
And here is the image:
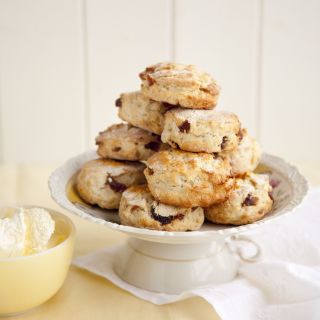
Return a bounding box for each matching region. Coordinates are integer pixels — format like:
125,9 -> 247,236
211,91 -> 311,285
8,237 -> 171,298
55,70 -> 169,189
49,150 -> 308,294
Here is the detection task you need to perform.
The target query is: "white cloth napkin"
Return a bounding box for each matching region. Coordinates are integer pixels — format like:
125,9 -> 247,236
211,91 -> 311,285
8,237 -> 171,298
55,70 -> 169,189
73,188 -> 320,320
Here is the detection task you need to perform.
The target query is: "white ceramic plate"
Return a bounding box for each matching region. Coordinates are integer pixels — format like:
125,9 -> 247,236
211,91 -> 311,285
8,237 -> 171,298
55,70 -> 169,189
49,150 -> 308,244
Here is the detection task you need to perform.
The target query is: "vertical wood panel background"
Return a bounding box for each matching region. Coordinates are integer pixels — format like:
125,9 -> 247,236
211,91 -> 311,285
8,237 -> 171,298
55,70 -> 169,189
0,0 -> 319,164
260,0 -> 320,159
86,0 -> 173,144
175,0 -> 261,136
0,0 -> 86,164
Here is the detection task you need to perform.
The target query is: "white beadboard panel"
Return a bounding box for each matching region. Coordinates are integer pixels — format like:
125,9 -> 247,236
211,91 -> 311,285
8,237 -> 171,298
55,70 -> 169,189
260,0 -> 320,160
86,0 -> 173,144
174,0 -> 261,136
0,84 -> 3,163
0,0 -> 86,164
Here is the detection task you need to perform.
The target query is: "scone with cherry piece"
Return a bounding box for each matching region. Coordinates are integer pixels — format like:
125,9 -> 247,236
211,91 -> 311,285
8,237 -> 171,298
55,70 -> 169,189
139,62 -> 220,109
144,149 -> 234,208
96,123 -> 168,161
77,159 -> 146,209
222,128 -> 261,176
161,108 -> 241,153
119,185 -> 204,231
117,91 -> 172,135
205,173 -> 273,225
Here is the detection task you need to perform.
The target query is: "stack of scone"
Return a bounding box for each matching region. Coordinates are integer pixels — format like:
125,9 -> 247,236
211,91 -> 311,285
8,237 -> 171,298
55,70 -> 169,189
76,62 -> 273,232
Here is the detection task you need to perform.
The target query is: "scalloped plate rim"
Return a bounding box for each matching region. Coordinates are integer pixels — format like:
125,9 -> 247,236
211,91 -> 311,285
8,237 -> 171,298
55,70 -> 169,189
48,150 -> 309,241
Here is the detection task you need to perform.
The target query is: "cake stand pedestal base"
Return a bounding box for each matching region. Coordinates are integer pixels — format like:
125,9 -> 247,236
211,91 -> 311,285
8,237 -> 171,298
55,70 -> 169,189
113,237 -> 239,294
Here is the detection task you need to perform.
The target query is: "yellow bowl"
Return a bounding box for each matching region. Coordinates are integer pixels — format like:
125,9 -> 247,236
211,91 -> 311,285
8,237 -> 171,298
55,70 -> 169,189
0,208 -> 75,316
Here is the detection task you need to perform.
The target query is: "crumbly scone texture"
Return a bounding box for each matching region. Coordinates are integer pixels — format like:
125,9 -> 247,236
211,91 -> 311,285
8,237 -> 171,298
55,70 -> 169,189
161,108 -> 241,153
222,128 -> 261,176
117,91 -> 171,135
205,173 -> 273,225
76,159 -> 146,209
96,123 -> 168,161
119,185 -> 204,231
139,62 -> 220,109
144,149 -> 234,208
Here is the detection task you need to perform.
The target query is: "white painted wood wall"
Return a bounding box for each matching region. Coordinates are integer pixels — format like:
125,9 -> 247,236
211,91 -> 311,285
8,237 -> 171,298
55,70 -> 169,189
0,0 -> 319,165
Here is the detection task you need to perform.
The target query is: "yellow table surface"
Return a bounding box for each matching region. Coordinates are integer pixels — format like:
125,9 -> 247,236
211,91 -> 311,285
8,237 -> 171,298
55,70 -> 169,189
0,165 -> 221,320
0,162 -> 318,320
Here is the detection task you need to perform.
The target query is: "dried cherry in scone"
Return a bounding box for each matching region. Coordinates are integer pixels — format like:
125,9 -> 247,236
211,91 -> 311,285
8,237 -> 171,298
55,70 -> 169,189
242,193 -> 259,207
106,175 -> 127,193
115,98 -> 122,107
144,141 -> 161,152
150,205 -> 184,225
178,120 -> 191,133
220,136 -> 228,150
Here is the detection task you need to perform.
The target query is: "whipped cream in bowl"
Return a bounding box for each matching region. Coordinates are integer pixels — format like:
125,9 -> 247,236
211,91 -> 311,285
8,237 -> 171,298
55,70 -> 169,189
0,206 -> 75,316
0,207 -> 55,258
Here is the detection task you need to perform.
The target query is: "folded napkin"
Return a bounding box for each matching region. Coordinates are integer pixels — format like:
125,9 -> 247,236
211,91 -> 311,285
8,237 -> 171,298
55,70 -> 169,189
73,188 -> 320,320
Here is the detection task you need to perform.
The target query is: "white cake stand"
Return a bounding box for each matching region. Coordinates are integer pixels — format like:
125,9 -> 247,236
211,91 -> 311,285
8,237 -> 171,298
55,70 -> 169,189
49,150 -> 308,294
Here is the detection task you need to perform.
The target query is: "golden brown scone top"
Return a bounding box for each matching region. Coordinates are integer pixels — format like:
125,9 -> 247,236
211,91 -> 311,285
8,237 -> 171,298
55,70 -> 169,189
139,62 -> 220,95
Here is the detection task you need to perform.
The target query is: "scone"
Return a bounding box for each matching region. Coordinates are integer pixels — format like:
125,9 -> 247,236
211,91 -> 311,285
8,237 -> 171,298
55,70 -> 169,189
161,108 -> 241,153
76,159 -> 146,209
139,62 -> 220,109
96,123 -> 168,161
117,91 -> 171,135
223,128 -> 261,175
205,173 -> 273,225
144,149 -> 234,208
119,185 -> 204,231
